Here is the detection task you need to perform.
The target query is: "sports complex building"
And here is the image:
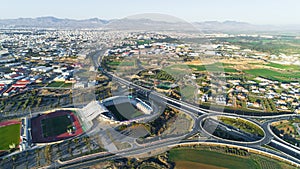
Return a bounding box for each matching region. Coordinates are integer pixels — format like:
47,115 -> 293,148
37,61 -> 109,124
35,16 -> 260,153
77,96 -> 153,131
18,110 -> 84,151
17,96 -> 153,151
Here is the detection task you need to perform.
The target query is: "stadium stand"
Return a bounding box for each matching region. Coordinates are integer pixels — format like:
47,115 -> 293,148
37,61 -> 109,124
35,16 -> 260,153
77,101 -> 110,131
20,117 -> 31,151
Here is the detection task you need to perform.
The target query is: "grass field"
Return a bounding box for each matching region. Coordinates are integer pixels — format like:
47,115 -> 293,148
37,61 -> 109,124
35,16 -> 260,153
41,115 -> 72,138
47,81 -> 65,87
217,116 -> 264,137
60,83 -> 73,88
163,64 -> 191,77
107,61 -> 135,66
106,102 -> 144,121
169,149 -> 259,169
180,85 -> 196,101
47,81 -> 72,88
0,124 -> 20,150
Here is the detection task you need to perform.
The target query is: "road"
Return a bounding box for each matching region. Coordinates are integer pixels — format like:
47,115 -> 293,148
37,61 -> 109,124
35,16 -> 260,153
51,138 -> 300,169
9,48 -> 294,169
43,51 -> 300,168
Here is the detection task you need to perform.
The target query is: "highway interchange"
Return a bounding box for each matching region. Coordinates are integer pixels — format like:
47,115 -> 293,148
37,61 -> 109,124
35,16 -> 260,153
43,50 -> 300,168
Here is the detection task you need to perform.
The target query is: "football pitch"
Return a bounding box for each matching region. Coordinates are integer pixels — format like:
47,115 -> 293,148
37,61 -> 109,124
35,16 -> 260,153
106,102 -> 144,121
0,124 -> 20,150
41,115 -> 73,138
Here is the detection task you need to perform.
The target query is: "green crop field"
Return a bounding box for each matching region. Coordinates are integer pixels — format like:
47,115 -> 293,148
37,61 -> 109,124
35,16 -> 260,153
163,63 -> 239,75
0,124 -> 20,150
266,63 -> 300,70
244,69 -> 300,82
169,149 -> 260,169
41,115 -> 72,138
188,63 -> 239,73
169,147 -> 297,169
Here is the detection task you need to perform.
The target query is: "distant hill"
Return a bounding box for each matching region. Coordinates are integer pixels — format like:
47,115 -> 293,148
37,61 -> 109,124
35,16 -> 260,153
192,20 -> 270,32
0,16 -> 108,29
0,16 -> 299,33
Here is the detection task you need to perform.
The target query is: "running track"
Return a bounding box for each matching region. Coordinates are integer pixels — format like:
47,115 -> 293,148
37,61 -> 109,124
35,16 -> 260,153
31,110 -> 83,143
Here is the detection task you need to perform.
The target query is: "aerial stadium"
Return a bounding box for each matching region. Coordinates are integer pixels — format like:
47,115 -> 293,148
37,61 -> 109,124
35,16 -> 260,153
18,95 -> 153,150
77,96 -> 154,131
29,110 -> 83,145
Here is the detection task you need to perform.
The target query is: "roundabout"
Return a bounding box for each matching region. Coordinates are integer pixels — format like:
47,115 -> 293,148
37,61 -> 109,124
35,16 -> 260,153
198,113 -> 271,146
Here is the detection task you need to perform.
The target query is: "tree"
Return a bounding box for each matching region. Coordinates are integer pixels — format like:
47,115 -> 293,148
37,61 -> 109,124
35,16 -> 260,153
44,145 -> 51,164
35,149 -> 41,167
12,156 -> 16,169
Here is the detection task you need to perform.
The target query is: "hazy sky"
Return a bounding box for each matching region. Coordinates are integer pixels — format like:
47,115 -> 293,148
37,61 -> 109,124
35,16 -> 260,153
1,0 -> 299,25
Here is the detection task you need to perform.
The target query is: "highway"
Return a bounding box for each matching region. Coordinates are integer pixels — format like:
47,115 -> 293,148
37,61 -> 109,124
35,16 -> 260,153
28,47 -> 300,168
2,40 -> 294,169
41,48 -> 300,168
51,138 -> 300,169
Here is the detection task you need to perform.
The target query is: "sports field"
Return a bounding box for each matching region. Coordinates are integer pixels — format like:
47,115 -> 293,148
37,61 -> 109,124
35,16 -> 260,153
31,110 -> 83,143
47,81 -> 64,87
0,123 -> 20,150
41,115 -> 73,138
106,102 -> 144,121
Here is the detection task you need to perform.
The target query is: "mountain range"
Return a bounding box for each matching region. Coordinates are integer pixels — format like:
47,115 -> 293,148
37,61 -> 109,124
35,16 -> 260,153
0,16 -> 299,33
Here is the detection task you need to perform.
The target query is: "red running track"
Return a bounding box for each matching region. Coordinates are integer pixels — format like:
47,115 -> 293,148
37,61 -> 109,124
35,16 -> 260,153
0,120 -> 20,127
31,110 -> 83,143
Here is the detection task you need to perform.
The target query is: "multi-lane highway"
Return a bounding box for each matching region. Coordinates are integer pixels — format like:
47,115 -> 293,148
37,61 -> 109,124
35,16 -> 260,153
44,49 -> 300,168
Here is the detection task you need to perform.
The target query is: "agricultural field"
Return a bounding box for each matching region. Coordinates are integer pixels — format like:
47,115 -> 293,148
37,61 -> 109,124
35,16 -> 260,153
169,149 -> 259,169
169,148 -> 297,169
212,35 -> 300,55
244,68 -> 300,82
266,62 -> 300,71
188,63 -> 239,73
0,123 -> 20,150
185,60 -> 300,83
